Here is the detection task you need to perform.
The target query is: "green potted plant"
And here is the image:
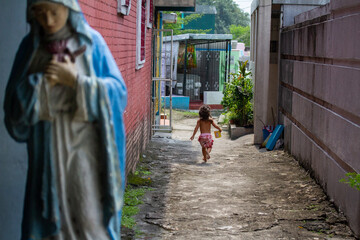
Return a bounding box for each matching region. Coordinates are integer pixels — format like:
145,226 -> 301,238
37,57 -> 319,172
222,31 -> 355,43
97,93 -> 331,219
222,60 -> 253,127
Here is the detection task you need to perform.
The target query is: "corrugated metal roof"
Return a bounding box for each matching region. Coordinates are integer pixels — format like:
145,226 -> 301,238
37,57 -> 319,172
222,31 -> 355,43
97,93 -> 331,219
163,34 -> 232,43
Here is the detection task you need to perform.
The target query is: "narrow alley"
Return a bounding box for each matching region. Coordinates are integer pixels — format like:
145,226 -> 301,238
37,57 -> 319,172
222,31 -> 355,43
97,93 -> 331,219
127,112 -> 355,239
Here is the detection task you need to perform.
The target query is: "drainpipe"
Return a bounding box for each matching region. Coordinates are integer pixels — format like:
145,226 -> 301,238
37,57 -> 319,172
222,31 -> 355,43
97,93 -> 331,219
277,6 -> 284,126
183,39 -> 188,96
206,41 -> 210,91
225,40 -> 231,86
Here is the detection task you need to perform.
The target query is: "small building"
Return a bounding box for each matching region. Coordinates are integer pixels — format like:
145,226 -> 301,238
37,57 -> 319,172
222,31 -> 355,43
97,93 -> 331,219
230,40 -> 250,74
162,33 -> 232,110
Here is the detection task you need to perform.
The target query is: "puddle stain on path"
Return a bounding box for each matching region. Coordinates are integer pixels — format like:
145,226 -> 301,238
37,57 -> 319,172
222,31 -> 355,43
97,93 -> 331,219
124,115 -> 355,240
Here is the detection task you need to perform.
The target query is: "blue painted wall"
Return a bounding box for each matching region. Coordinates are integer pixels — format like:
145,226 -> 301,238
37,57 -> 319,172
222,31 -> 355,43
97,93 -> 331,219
0,2 -> 28,239
162,96 -> 190,110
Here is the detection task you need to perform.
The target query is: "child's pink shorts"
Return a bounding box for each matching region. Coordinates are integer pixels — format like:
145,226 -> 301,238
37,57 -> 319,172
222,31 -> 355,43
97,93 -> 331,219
198,133 -> 214,149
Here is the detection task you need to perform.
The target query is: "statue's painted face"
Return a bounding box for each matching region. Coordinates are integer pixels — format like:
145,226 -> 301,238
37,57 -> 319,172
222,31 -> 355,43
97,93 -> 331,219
32,2 -> 69,34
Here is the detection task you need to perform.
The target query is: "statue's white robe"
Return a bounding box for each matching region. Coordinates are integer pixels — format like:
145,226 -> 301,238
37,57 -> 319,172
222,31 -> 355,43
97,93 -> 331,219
37,38 -> 109,240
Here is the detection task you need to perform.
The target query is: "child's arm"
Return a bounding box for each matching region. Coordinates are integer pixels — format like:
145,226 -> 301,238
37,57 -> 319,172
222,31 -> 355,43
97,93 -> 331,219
211,120 -> 222,132
190,120 -> 200,140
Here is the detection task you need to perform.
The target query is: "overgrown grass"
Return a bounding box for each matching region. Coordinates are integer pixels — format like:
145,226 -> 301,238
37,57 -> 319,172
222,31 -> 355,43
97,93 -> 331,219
122,185 -> 148,228
173,109 -> 198,118
121,160 -> 153,229
306,204 -> 320,211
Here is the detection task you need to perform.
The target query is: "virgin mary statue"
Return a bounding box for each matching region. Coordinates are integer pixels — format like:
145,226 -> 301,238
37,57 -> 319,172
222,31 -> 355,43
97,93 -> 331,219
4,0 -> 127,239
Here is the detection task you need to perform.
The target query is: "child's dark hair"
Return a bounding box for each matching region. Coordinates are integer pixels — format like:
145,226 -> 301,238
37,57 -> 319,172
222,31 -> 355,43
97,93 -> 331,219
199,105 -> 212,120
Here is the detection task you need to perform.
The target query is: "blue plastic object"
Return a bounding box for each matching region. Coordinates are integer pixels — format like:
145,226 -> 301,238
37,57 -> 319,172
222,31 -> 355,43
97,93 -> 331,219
162,96 -> 190,110
266,125 -> 284,151
262,128 -> 270,140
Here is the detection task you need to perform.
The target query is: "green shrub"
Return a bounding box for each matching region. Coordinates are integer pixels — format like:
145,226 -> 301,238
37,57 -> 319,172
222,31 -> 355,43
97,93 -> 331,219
221,61 -> 253,126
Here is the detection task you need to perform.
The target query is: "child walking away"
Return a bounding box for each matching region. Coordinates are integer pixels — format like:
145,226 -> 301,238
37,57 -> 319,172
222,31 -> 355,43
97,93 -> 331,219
190,105 -> 222,162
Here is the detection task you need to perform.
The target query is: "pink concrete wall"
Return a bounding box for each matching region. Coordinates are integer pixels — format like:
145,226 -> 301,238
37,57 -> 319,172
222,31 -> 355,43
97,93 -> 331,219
280,0 -> 360,237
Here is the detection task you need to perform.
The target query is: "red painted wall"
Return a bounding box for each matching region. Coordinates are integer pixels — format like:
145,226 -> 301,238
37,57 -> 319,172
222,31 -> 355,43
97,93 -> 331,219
79,0 -> 152,173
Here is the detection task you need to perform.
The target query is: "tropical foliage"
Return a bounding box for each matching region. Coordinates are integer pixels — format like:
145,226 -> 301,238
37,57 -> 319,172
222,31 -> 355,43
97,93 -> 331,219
221,61 -> 253,126
229,25 -> 250,47
196,0 -> 250,33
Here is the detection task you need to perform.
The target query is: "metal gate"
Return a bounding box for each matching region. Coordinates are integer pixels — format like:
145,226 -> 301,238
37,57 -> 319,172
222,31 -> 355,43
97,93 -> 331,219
152,29 -> 174,133
175,40 -> 231,102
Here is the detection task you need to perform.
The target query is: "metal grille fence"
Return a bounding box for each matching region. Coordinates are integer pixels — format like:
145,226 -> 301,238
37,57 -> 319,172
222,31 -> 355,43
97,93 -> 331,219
175,40 -> 231,102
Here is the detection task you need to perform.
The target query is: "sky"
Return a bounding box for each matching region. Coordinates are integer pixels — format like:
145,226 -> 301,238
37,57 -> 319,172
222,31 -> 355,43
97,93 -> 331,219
234,0 -> 252,14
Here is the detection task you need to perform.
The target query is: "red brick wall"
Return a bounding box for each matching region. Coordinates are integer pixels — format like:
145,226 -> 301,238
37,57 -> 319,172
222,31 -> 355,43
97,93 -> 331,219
79,0 -> 152,174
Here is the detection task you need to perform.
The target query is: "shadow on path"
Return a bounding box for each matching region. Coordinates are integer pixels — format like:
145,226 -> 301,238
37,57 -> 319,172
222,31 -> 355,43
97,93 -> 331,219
125,116 -> 355,240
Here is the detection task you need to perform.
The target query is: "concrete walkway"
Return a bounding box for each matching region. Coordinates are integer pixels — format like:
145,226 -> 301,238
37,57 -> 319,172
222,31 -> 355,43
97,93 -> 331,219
130,114 -> 355,239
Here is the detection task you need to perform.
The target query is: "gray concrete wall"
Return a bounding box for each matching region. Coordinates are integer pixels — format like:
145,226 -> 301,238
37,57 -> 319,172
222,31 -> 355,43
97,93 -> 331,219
0,1 -> 28,239
282,5 -> 319,27
250,0 -> 328,144
251,0 -> 272,144
279,0 -> 360,236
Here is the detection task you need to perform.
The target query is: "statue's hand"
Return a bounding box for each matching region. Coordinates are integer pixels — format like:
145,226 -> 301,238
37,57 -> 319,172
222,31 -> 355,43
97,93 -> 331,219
45,55 -> 77,88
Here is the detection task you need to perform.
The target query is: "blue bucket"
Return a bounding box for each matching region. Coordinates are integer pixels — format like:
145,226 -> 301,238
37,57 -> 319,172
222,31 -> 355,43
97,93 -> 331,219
262,125 -> 274,141
263,128 -> 270,141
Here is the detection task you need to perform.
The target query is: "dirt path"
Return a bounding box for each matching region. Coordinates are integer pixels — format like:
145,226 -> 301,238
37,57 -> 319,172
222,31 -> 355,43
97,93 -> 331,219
129,113 -> 355,239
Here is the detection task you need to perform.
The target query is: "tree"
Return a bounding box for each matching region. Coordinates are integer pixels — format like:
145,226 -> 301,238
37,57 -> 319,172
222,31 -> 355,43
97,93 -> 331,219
163,12 -> 212,36
229,25 -> 250,46
196,0 -> 250,34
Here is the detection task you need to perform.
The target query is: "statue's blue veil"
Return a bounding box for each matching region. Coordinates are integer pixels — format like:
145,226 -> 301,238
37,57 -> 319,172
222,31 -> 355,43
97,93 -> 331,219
27,0 -> 92,48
